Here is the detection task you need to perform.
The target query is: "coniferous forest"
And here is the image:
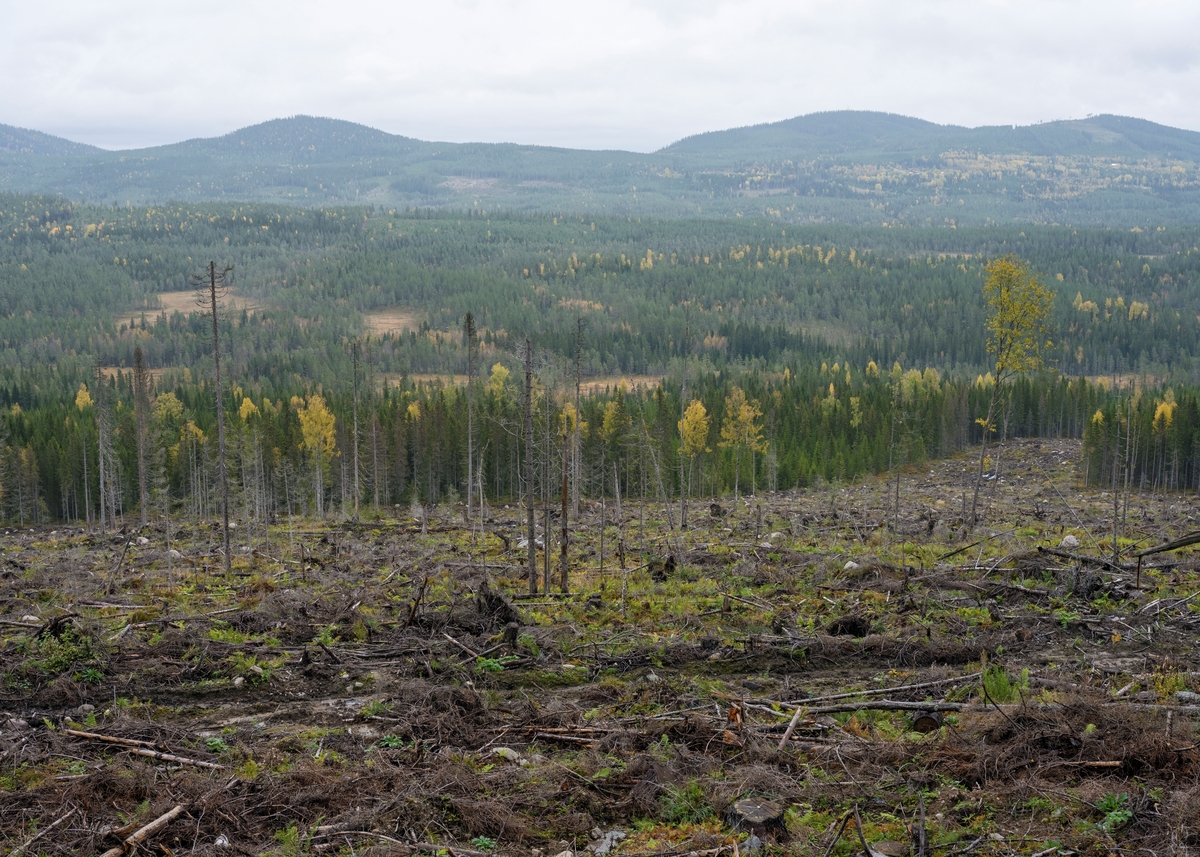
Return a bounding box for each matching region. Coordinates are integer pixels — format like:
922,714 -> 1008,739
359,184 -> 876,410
1,186 -> 1199,526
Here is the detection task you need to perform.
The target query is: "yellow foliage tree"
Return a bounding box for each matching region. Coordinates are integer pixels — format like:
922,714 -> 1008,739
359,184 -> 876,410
75,384 -> 93,411
678,399 -> 710,521
718,386 -> 767,509
971,255 -> 1055,524
296,394 -> 338,517
488,363 -> 510,398
238,397 -> 260,421
152,392 -> 183,426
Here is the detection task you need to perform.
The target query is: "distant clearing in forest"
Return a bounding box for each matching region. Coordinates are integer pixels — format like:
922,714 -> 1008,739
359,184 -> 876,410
150,289 -> 262,316
373,373 -> 663,393
580,374 -> 663,394
365,306 -> 423,337
395,373 -> 468,386
1085,372 -> 1166,392
98,365 -> 171,381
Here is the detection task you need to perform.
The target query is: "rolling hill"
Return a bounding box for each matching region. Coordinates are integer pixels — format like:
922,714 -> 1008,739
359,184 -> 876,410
0,122 -> 102,157
2,111 -> 1198,226
662,111 -> 1200,163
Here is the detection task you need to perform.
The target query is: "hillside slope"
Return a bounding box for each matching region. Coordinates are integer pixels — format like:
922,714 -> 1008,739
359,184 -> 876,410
1,112 -> 1198,225
662,111 -> 1200,162
0,123 -> 102,157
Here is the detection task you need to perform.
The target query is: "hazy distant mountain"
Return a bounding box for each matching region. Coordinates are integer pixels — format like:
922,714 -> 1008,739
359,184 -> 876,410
2,111 -> 1198,226
0,123 -> 102,157
661,110 -> 1200,162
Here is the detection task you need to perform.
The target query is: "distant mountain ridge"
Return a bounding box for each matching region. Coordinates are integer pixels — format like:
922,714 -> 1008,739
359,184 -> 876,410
0,123 -> 102,157
157,116 -> 426,159
9,110 -> 1200,162
661,111 -> 1200,162
2,111 -> 1198,226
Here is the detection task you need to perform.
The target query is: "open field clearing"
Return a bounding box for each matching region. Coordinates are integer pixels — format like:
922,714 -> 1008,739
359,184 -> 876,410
580,375 -> 664,394
97,365 -> 172,381
5,439 -> 1200,855
365,307 -> 424,337
151,290 -> 264,316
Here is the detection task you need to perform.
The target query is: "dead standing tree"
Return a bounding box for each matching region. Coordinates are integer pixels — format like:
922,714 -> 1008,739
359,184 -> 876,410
351,341 -> 362,521
192,262 -> 234,575
523,338 -> 537,595
91,366 -> 119,531
133,346 -> 150,527
560,426 -> 569,592
463,313 -> 478,529
572,317 -> 582,521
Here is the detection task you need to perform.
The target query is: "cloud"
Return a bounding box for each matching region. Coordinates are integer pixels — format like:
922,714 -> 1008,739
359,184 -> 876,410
1,0 -> 1198,150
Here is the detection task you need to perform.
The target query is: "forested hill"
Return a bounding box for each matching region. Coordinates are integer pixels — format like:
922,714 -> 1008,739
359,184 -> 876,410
0,123 -> 102,157
1,112 -> 1199,226
662,112 -> 1200,163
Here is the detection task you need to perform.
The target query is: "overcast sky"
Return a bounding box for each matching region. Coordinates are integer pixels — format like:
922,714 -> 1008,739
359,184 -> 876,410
2,0 -> 1197,152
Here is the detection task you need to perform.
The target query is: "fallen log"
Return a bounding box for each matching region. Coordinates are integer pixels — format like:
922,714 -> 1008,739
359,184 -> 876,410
98,804 -> 185,857
1137,530 -> 1200,558
62,728 -> 159,749
64,728 -> 223,770
1037,546 -> 1126,573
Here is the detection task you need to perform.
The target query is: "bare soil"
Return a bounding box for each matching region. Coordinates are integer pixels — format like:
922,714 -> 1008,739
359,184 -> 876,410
4,439 -> 1200,856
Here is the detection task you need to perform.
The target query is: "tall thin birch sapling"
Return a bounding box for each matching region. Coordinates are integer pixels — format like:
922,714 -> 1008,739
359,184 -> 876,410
969,255 -> 1055,528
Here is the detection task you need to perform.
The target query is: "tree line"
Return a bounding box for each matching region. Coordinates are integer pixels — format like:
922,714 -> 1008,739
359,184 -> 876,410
0,339 -> 1136,533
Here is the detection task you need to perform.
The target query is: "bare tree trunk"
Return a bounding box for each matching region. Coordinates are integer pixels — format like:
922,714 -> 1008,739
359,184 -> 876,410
81,431 -> 91,527
524,338 -> 537,595
543,388 -> 552,595
198,262 -> 233,575
572,317 -> 582,521
679,382 -> 687,531
1113,404 -> 1122,561
372,415 -> 380,514
615,468 -> 625,570
464,313 -> 476,527
599,450 -> 605,578
352,342 -> 361,521
93,366 -> 110,532
733,449 -> 741,514
133,346 -> 150,527
969,381 -> 1001,530
560,429 -> 569,593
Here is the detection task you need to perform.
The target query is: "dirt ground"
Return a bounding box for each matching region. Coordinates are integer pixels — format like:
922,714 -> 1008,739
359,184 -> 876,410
5,438 -> 1200,856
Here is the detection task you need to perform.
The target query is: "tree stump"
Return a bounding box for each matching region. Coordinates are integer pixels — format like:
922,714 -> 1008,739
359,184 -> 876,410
648,554 -> 676,582
726,797 -> 787,840
910,710 -> 943,733
826,615 -> 871,637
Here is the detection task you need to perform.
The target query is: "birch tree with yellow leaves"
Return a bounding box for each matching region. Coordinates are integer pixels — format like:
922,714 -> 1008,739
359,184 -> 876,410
295,394 -> 338,518
719,386 -> 766,512
678,399 -> 710,527
970,255 -> 1055,527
